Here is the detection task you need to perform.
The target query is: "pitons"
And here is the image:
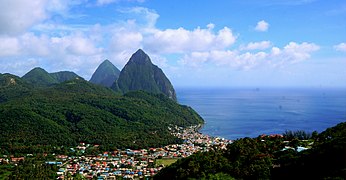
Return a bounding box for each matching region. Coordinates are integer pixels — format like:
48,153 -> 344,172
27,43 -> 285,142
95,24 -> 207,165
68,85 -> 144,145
89,60 -> 120,87
114,49 -> 177,101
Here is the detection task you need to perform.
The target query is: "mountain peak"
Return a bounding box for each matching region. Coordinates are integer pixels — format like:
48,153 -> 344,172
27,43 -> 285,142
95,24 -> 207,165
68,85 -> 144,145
89,59 -> 120,87
101,59 -> 112,65
115,49 -> 177,101
129,49 -> 152,65
22,67 -> 58,86
31,67 -> 47,73
135,49 -> 145,54
22,68 -> 82,86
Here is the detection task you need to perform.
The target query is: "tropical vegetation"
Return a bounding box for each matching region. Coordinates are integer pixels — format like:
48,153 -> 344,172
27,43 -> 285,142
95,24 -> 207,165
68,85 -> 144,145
155,122 -> 346,179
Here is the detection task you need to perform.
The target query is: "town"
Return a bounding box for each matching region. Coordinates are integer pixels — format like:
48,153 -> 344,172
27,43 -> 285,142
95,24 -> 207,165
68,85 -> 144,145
0,125 -> 314,179
1,126 -> 232,179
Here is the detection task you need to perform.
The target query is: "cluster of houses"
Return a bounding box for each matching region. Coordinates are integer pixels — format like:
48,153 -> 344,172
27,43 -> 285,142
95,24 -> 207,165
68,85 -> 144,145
54,126 -> 232,179
0,126 -> 232,179
0,156 -> 25,164
0,126 -> 313,179
54,149 -> 160,179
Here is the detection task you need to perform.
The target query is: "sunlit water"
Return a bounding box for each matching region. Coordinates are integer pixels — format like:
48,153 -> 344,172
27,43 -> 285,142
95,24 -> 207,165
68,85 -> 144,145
177,87 -> 346,140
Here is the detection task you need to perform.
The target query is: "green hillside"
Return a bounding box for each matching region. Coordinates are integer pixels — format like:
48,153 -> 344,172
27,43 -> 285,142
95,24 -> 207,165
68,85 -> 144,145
22,67 -> 58,86
0,73 -> 33,103
22,68 -> 83,87
0,78 -> 203,151
50,71 -> 82,83
155,122 -> 346,179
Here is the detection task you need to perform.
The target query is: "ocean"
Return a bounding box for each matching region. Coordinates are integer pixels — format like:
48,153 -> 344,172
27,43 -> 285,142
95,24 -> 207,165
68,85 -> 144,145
177,87 -> 346,140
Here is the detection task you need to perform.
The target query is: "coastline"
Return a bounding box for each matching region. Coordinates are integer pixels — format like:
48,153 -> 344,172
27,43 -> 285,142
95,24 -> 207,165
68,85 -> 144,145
170,124 -> 232,152
23,124 -> 231,179
52,125 -> 231,179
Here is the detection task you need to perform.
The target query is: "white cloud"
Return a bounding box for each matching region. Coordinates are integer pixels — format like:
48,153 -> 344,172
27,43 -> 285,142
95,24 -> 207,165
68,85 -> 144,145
117,7 -> 159,29
0,30 -> 104,78
216,27 -> 237,48
179,51 -> 210,67
0,33 -> 51,57
67,36 -> 102,56
207,23 -> 215,29
255,20 -> 269,32
0,2 -> 323,81
48,33 -> 103,65
1,26 -> 103,58
280,42 -> 320,62
149,54 -> 169,68
144,25 -> 236,53
334,43 -> 346,52
180,50 -> 266,70
240,41 -> 272,50
46,0 -> 87,18
20,33 -> 51,56
0,36 -> 20,56
110,31 -> 143,51
108,29 -> 144,66
0,0 -> 87,35
180,42 -> 319,69
0,0 -> 48,35
271,47 -> 281,56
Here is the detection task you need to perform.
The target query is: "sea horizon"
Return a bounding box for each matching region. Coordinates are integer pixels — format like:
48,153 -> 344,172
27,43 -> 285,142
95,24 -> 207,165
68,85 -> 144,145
176,87 -> 346,140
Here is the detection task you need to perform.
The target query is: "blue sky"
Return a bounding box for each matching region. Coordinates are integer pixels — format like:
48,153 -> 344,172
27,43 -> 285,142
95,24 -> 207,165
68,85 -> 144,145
0,0 -> 345,88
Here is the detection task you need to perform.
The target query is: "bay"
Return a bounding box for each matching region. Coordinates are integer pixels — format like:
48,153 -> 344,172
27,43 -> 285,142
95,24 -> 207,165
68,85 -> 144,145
177,87 -> 346,140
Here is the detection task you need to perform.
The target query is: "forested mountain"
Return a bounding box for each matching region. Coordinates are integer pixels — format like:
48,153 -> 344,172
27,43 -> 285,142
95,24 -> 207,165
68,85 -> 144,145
22,67 -> 82,86
22,67 -> 58,86
0,73 -> 33,103
0,76 -> 203,151
114,49 -> 177,101
0,49 -> 196,152
50,71 -> 82,83
1,73 -> 26,87
89,60 -> 120,87
155,122 -> 346,180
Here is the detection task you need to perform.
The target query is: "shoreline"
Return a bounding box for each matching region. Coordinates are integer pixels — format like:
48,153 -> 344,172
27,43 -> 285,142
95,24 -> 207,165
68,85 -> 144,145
170,124 -> 232,152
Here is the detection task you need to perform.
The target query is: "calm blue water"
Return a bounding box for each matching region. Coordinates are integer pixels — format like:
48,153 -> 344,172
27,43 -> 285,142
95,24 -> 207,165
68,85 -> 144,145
177,88 -> 346,140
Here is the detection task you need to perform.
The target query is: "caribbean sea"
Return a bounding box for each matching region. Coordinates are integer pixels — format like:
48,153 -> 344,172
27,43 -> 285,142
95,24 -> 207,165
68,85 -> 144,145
177,87 -> 346,140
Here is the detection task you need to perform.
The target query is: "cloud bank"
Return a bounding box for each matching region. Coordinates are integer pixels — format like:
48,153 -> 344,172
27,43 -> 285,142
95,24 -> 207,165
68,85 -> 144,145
0,3 -> 321,80
179,42 -> 319,70
0,0 -> 47,35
